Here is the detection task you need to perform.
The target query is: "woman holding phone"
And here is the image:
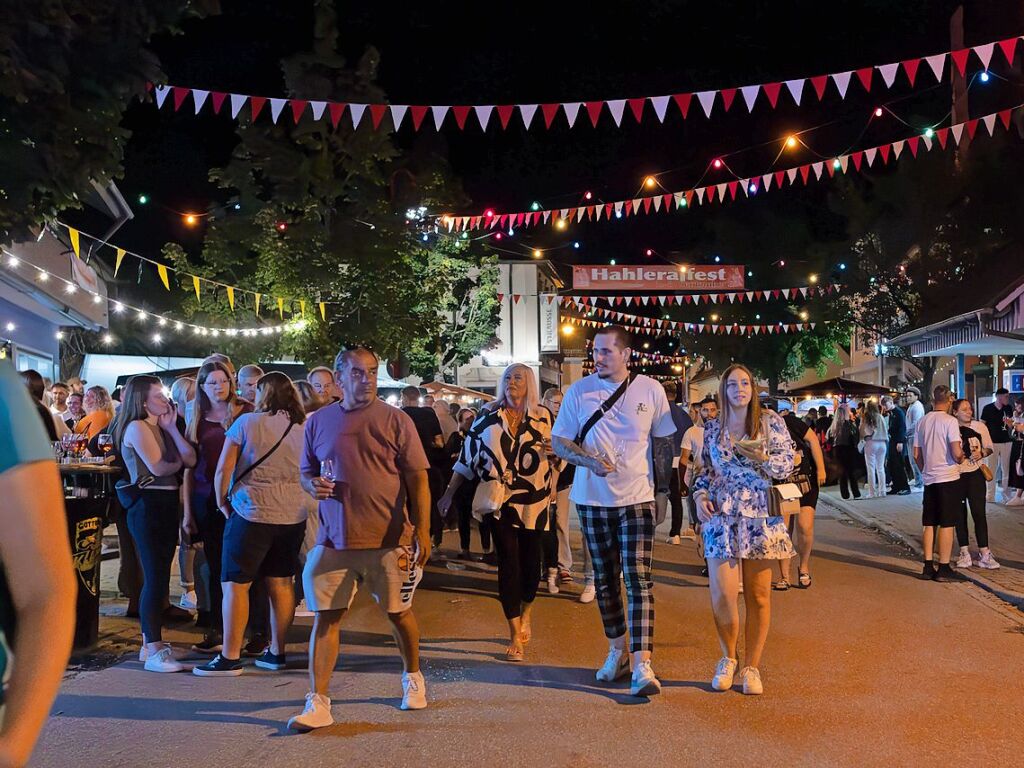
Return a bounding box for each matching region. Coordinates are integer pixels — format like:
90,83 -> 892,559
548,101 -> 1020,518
691,364 -> 795,695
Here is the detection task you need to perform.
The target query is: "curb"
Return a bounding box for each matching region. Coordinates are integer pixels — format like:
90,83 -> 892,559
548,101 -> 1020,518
819,493 -> 1024,611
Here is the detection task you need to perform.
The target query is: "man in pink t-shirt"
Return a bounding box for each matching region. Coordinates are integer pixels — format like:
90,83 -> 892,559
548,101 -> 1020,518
288,347 -> 432,731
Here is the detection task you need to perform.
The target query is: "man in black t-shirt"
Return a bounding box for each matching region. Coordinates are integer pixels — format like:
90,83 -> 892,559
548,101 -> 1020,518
401,386 -> 445,551
980,388 -> 1014,503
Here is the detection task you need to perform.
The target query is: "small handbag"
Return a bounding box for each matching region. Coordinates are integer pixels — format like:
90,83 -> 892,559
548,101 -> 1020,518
471,477 -> 510,520
769,482 -> 802,519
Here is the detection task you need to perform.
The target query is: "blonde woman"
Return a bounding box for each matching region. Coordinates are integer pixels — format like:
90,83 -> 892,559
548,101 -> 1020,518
74,385 -> 116,440
692,364 -> 795,695
860,400 -> 889,498
438,364 -> 554,662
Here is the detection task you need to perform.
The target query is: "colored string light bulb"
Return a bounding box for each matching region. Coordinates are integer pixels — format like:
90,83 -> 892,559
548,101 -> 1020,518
874,107 -> 883,117
184,214 -> 197,226
713,158 -> 723,169
644,176 -> 657,188
785,136 -> 798,149
138,194 -> 148,205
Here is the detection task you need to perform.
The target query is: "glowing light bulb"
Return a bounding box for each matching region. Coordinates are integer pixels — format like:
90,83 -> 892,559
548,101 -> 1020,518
532,249 -> 542,259
924,127 -> 935,138
584,191 -> 593,200
749,183 -> 758,194
779,260 -> 786,267
555,219 -> 567,231
530,201 -> 541,211
573,241 -> 580,249
839,263 -> 847,270
6,256 -> 18,267
874,107 -> 883,117
713,158 -> 723,169
645,249 -> 653,257
560,324 -> 574,336
64,283 -> 76,294
800,311 -> 809,320
713,255 -> 721,263
833,159 -> 842,169
152,334 -> 162,344
137,310 -> 146,320
645,176 -> 657,188
809,274 -> 818,284
184,214 -> 197,226
484,209 -> 495,218
710,314 -> 719,322
276,222 -> 287,232
103,334 -> 113,345
494,233 -> 503,240
92,294 -> 101,304
747,271 -> 753,277
785,135 -> 798,149
38,272 -> 48,282
980,71 -> 990,83
610,259 -> 616,265
138,194 -> 148,205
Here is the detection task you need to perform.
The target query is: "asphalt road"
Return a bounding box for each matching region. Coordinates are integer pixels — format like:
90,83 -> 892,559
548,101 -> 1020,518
32,504 -> 1024,767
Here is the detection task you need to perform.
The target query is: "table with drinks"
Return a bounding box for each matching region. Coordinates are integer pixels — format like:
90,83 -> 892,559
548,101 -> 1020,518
54,432 -> 121,648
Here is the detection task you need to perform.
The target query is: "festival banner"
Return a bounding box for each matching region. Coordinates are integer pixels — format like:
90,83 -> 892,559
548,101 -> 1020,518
573,265 -> 745,291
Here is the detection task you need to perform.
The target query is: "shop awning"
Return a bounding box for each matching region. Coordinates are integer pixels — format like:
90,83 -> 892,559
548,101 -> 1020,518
783,377 -> 892,397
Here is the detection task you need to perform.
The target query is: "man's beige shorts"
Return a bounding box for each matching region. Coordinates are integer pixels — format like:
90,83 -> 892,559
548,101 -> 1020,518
302,544 -> 422,614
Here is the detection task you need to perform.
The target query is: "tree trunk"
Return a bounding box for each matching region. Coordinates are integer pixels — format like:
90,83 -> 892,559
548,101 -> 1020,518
918,357 -> 937,407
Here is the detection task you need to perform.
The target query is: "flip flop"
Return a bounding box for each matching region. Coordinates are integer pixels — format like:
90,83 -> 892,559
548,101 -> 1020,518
772,579 -> 791,591
798,572 -> 812,589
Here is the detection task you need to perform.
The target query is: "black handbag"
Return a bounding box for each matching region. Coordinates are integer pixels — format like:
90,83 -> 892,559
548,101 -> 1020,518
557,375 -> 634,491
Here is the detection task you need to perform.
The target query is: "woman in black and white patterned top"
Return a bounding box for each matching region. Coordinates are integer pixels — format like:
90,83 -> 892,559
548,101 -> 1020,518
438,363 -> 553,662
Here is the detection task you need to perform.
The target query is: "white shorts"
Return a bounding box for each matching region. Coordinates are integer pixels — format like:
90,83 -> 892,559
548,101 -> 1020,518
302,544 -> 422,615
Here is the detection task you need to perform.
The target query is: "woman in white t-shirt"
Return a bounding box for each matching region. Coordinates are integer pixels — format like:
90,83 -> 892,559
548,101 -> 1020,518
859,400 -> 889,498
193,372 -> 308,677
951,399 -> 999,570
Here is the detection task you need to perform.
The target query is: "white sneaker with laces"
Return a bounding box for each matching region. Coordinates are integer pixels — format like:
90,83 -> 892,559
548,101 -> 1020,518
977,551 -> 1001,570
630,660 -> 661,696
178,590 -> 198,611
595,648 -> 630,682
956,549 -> 973,569
143,646 -> 186,673
546,569 -> 559,594
579,584 -> 596,604
665,535 -> 681,545
711,656 -> 738,691
740,666 -> 763,695
138,643 -> 187,662
288,693 -> 334,731
401,671 -> 427,710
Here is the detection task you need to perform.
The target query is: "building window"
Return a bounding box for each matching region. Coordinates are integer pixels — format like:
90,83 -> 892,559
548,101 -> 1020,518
15,346 -> 55,382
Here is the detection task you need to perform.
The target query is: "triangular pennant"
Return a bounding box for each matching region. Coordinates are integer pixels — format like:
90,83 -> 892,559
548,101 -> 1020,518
851,151 -> 863,171
562,102 -> 582,128
812,161 -> 824,179
269,97 -> 288,124
193,276 -> 201,302
451,106 -> 471,130
983,114 -> 997,136
799,164 -> 811,184
518,103 -> 540,130
650,95 -> 670,123
606,99 -> 627,126
696,90 -> 716,118
878,63 -> 900,88
153,85 -> 171,109
191,89 -> 209,114
902,58 -> 921,86
652,196 -> 662,212
541,103 -> 560,128
950,48 -> 970,77
211,91 -> 228,114
172,86 -> 190,111
999,109 -> 1013,129
855,67 -> 873,91
998,37 -> 1019,66
475,105 -> 494,131
810,75 -> 828,100
388,104 -> 408,129
966,118 -> 980,139
784,78 -> 805,105
114,248 -> 126,276
936,127 -> 949,149
585,101 -> 604,127
369,104 -> 387,129
229,93 -> 247,118
720,88 -> 737,112
671,93 -> 692,119
496,105 -> 515,129
740,85 -> 760,111
832,71 -> 853,98
226,286 -> 235,311
310,101 -> 327,121
892,140 -> 905,160
762,173 -> 773,190
328,102 -> 345,127
864,147 -> 877,166
879,144 -> 891,163
974,42 -> 995,71
290,99 -> 308,124
431,105 -> 450,130
951,124 -> 964,145
907,136 -> 920,157
249,96 -> 267,121
68,227 -> 80,258
319,302 -> 326,321
925,53 -> 947,81
156,264 -> 170,290
786,168 -> 798,185
774,170 -> 786,187
349,104 -> 367,129
762,82 -> 783,108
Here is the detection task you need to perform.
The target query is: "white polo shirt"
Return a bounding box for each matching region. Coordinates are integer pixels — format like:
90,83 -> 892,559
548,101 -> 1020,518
552,372 -> 676,507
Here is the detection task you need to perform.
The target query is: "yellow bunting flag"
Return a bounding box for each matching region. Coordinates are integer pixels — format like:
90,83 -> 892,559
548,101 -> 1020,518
69,228 -> 80,258
156,264 -> 170,290
192,276 -> 201,301
226,286 -> 235,311
254,293 -> 261,316
114,248 -> 126,276
299,300 -> 306,319
277,297 -> 284,319
318,302 -> 326,321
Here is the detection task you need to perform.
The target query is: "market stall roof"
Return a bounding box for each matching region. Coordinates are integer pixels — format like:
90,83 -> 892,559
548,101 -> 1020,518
783,377 -> 892,397
422,381 -> 494,402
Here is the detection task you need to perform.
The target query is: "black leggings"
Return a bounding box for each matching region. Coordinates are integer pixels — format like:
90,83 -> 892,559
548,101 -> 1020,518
126,490 -> 180,643
667,466 -> 685,536
492,512 -> 542,620
456,481 -> 492,552
835,445 -> 862,499
956,471 -> 989,548
193,491 -> 225,631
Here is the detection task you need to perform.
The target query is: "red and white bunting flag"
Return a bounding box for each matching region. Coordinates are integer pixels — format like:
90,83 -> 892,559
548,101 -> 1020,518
650,95 -> 670,123
154,84 -> 171,109
784,79 -> 805,106
172,86 -> 190,110
561,102 -> 582,128
951,48 -> 971,76
430,105 -> 449,130
902,58 -> 922,86
878,62 -> 900,88
474,105 -> 494,131
983,114 -> 997,136
974,42 -> 995,70
832,71 -> 853,99
951,124 -> 965,145
740,85 -> 760,112
519,104 -> 538,130
810,75 -> 828,100
349,104 -> 367,129
269,97 -> 287,123
855,67 -> 873,91
607,99 -> 627,126
192,89 -> 210,113
925,53 -> 947,81
576,207 -> 585,222
762,82 -> 783,108
812,161 -> 824,180
696,91 -> 716,118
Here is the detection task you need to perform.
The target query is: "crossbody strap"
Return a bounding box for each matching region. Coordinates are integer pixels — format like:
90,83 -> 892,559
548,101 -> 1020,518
575,374 -> 634,446
231,420 -> 295,492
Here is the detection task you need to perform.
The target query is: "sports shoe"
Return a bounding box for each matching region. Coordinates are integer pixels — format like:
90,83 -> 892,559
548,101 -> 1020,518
401,671 -> 427,710
178,590 -> 198,611
740,666 -> 763,695
933,564 -> 961,583
559,569 -> 573,585
254,649 -> 287,670
665,535 -> 682,545
144,646 -> 186,673
192,654 -> 244,677
579,583 -> 596,604
546,569 -> 559,594
191,632 -> 223,655
243,633 -> 268,657
630,660 -> 661,697
681,526 -> 697,540
595,647 -> 630,682
287,693 -> 334,732
294,599 -> 314,618
1006,496 -> 1024,507
138,643 -> 187,662
977,551 -> 1001,570
919,562 -> 937,580
711,656 -> 738,691
956,549 -> 973,569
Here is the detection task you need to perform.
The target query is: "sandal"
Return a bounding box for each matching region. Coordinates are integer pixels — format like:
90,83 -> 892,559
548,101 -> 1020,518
798,572 -> 812,589
772,579 -> 791,591
505,645 -> 524,663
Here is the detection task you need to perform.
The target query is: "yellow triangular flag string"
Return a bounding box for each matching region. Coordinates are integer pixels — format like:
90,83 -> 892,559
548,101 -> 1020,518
299,300 -> 306,319
318,302 -> 326,321
254,293 -> 261,316
277,297 -> 284,319
156,264 -> 170,290
114,248 -> 126,276
192,276 -> 201,302
226,286 -> 235,311
69,228 -> 80,258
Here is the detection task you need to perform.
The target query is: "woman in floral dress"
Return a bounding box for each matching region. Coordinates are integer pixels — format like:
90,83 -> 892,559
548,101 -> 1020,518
692,364 -> 795,695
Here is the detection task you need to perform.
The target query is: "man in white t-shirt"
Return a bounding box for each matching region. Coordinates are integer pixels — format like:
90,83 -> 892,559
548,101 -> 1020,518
552,326 -> 676,697
904,387 -> 926,489
913,385 -> 965,582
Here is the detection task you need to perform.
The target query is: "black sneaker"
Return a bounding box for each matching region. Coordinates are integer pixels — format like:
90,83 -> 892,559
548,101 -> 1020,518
191,632 -> 223,654
192,654 -> 244,677
919,562 -> 937,580
932,564 -> 961,583
254,649 -> 287,671
243,634 -> 268,657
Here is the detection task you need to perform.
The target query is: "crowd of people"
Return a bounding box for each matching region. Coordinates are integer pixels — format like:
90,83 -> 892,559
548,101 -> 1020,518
5,324 -> 1023,755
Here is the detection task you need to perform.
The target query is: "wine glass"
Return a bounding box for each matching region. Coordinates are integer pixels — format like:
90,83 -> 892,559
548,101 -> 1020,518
320,459 -> 336,482
97,434 -> 113,456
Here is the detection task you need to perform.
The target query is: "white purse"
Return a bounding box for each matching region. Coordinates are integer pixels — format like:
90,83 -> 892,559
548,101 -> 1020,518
471,478 -> 510,520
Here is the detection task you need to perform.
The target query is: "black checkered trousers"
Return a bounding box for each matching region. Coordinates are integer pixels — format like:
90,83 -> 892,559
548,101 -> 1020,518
577,502 -> 655,653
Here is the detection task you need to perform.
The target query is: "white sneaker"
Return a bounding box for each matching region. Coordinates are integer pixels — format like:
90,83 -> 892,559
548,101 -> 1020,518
546,569 -> 559,594
740,666 -> 763,695
665,535 -> 681,545
287,692 -> 334,731
579,584 -> 596,604
630,660 -> 661,697
977,551 -> 1001,570
178,590 -> 198,611
143,646 -> 186,673
401,671 -> 427,710
294,599 -> 314,618
595,647 -> 630,682
138,643 -> 187,662
681,526 -> 697,540
1006,496 -> 1024,507
711,656 -> 738,691
956,549 -> 973,569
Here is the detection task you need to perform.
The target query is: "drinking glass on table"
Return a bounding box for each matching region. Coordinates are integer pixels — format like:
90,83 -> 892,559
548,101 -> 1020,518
97,434 -> 113,456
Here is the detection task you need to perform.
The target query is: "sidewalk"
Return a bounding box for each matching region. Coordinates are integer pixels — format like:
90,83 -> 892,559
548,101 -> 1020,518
819,487 -> 1024,610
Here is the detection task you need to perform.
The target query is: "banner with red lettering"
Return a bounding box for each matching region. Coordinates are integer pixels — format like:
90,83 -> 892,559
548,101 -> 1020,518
573,265 -> 745,291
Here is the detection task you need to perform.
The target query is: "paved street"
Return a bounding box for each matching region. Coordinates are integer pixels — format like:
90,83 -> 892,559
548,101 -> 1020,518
33,504 -> 1023,768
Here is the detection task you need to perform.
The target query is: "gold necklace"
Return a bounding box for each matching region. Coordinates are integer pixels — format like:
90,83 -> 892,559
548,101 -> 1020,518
504,407 -> 524,437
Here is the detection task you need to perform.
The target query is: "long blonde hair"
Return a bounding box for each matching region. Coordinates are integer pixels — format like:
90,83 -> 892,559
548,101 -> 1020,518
828,403 -> 851,440
717,363 -> 762,440
489,363 -> 540,413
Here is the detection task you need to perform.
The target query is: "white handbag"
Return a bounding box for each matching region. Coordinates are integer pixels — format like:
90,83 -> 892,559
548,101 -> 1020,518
471,478 -> 510,520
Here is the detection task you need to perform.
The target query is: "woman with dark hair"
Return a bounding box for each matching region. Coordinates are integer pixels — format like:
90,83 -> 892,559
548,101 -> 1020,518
951,399 -> 999,570
828,404 -> 861,500
294,380 -> 326,414
184,361 -> 251,654
692,364 -> 795,695
111,375 -> 196,672
193,373 -> 309,676
1005,397 -> 1024,506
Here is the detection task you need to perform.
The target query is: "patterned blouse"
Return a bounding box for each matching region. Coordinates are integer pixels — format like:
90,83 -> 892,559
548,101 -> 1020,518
453,404 -> 554,530
692,412 -> 796,519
